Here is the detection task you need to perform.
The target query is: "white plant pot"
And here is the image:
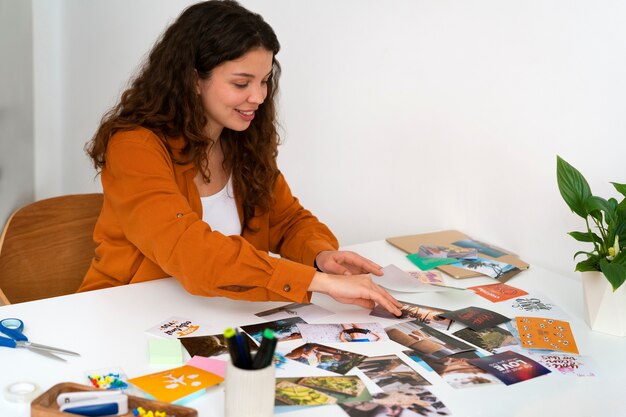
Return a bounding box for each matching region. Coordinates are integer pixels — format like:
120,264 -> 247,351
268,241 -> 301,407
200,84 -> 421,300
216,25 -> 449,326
581,271 -> 626,336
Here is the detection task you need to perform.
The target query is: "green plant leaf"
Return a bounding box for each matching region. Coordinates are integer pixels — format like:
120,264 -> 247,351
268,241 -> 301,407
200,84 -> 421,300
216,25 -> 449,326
574,250 -> 596,259
568,231 -> 601,243
612,182 -> 626,198
599,258 -> 626,291
585,196 -> 616,225
556,156 -> 591,218
576,257 -> 600,272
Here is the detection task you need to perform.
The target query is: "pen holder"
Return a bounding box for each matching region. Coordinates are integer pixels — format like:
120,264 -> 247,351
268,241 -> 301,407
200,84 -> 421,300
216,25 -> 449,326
225,360 -> 275,417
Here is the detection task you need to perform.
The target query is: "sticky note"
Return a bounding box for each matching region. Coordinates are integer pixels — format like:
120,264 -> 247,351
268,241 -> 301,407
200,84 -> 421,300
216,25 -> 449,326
149,338 -> 183,366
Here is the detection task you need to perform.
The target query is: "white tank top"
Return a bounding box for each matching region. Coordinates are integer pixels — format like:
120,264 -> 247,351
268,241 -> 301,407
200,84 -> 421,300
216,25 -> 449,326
200,176 -> 242,236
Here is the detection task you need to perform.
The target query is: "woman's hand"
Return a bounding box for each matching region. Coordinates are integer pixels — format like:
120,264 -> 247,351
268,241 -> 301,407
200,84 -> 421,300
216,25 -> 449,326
315,250 -> 383,276
308,272 -> 402,316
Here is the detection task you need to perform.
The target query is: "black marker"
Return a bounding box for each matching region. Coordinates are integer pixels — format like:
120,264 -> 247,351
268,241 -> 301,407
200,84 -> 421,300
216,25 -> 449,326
251,328 -> 277,369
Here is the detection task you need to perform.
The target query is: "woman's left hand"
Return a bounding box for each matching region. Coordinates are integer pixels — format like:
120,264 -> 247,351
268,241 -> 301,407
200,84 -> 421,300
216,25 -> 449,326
315,250 -> 383,276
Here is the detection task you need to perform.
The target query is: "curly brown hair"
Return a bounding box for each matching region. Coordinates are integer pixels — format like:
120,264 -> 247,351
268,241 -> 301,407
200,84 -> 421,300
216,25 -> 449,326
85,0 -> 281,230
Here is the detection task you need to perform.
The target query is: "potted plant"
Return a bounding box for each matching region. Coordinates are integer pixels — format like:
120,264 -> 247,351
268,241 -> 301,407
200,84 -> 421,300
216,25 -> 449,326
556,155 -> 626,336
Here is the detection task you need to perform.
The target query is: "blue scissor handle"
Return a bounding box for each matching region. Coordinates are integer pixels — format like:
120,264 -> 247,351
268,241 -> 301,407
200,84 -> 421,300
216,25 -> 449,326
0,318 -> 28,342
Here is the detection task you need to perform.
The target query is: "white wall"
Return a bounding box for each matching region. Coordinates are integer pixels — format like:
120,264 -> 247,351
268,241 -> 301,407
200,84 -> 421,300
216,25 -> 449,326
29,0 -> 626,280
0,0 -> 34,225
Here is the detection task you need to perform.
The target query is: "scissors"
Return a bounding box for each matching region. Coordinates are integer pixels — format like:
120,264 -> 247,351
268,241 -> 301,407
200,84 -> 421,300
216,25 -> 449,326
0,318 -> 80,362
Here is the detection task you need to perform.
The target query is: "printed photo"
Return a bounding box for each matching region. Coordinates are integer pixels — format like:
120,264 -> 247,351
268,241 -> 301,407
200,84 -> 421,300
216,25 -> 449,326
437,306 -> 510,331
275,376 -> 371,406
449,257 -> 518,280
357,354 -> 430,389
339,388 -> 451,417
240,317 -> 305,344
418,244 -> 478,259
405,350 -> 502,389
179,333 -> 256,358
284,343 -> 367,375
297,322 -> 389,343
407,270 -> 444,285
468,350 -> 551,385
452,239 -> 508,258
452,326 -> 518,354
385,320 -> 475,361
254,302 -> 334,322
371,301 -> 454,331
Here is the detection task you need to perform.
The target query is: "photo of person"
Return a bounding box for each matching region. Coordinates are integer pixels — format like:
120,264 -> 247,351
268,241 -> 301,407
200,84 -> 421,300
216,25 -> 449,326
340,323 -> 384,342
386,320 -> 475,361
285,343 -> 367,375
241,317 -> 305,344
358,355 -> 430,389
296,323 -> 388,343
405,351 -> 502,389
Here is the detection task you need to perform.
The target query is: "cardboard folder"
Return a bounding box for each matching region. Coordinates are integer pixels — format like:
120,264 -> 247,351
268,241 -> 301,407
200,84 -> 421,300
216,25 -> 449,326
386,230 -> 529,279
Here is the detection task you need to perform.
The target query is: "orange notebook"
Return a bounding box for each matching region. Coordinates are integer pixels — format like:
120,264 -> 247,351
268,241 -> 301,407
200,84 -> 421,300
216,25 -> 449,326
128,365 -> 223,403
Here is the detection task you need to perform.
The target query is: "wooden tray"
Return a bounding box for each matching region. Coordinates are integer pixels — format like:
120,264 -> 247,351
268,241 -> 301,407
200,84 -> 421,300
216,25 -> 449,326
31,382 -> 198,417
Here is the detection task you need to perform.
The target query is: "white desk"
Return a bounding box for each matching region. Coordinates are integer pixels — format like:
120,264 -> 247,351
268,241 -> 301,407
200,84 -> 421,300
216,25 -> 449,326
1,240 -> 625,416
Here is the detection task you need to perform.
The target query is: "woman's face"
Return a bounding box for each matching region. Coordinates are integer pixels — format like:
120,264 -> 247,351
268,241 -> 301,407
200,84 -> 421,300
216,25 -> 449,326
196,47 -> 273,139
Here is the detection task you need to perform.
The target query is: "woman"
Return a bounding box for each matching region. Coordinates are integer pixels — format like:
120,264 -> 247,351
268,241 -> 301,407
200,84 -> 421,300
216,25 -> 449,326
78,0 -> 401,316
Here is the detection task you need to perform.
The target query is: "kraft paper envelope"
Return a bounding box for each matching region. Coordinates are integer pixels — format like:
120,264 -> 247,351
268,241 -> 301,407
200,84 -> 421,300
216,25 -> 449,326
386,230 -> 529,279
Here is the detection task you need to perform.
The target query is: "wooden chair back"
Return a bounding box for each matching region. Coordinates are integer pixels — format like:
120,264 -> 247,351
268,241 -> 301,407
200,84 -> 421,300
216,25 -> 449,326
0,194 -> 103,304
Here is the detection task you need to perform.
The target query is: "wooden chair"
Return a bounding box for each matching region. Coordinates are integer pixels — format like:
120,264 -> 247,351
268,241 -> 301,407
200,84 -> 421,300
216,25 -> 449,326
0,194 -> 103,304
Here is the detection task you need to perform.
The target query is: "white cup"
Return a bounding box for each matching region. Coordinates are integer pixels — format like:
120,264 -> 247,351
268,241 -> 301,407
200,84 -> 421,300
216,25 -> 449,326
225,360 -> 275,417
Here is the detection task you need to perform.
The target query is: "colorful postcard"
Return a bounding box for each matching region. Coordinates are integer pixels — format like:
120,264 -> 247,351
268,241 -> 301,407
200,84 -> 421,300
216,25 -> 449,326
438,306 -> 510,331
515,317 -> 579,354
179,333 -> 256,358
452,239 -> 508,258
406,254 -> 458,271
128,365 -> 223,403
254,302 -> 334,322
275,376 -> 371,406
524,352 -> 596,377
448,257 -> 518,280
452,326 -> 518,353
468,282 -> 529,302
145,316 -> 211,339
284,343 -> 367,375
385,320 -> 475,361
357,354 -> 430,390
241,317 -> 306,344
297,323 -> 389,343
468,350 -> 551,385
418,244 -> 478,259
404,350 -> 502,389
371,301 -> 454,331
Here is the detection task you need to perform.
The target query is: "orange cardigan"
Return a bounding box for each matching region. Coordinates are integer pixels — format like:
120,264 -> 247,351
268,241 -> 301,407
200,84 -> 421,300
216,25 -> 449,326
78,127 -> 339,302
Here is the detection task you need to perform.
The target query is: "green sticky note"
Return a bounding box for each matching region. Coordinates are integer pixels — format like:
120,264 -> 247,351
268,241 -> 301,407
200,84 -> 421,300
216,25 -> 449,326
406,254 -> 458,270
149,338 -> 183,366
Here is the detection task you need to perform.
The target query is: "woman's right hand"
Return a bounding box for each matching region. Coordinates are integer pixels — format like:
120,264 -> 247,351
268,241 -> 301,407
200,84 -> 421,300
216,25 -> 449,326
308,272 -> 402,316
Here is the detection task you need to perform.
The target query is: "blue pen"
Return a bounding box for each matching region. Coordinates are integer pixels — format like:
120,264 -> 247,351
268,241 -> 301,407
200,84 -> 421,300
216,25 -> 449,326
234,329 -> 252,369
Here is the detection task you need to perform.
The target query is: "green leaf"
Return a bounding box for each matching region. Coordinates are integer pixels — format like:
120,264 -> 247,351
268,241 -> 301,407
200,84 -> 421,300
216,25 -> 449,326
585,196 -> 616,225
612,182 -> 626,198
574,250 -> 596,259
599,258 -> 626,291
568,231 -> 601,243
556,156 -> 592,218
575,257 -> 600,272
